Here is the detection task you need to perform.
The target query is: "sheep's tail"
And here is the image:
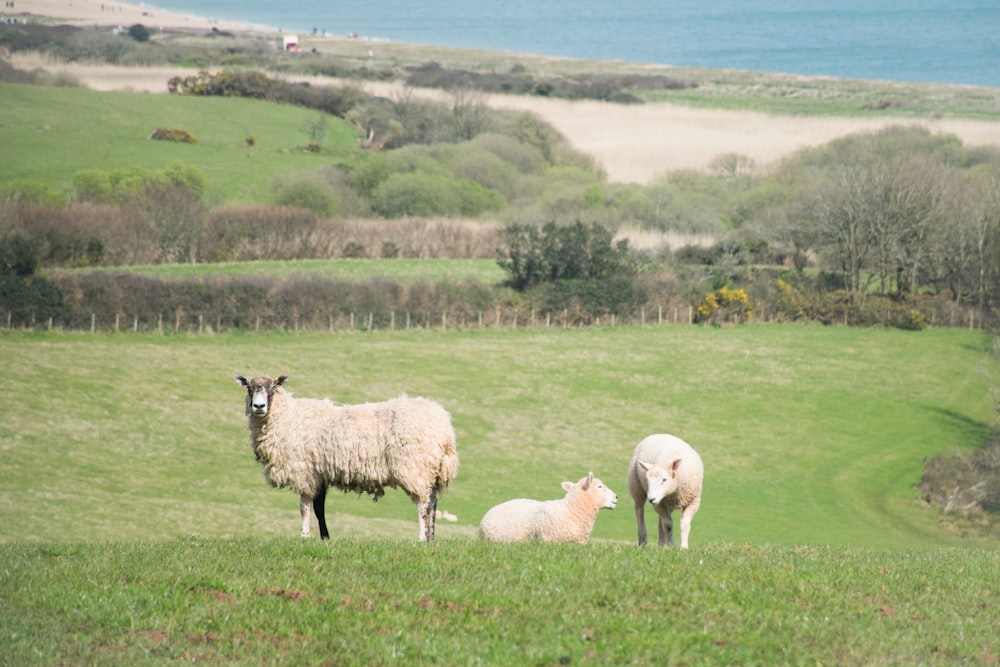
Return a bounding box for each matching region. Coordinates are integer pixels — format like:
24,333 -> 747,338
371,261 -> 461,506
434,431 -> 460,494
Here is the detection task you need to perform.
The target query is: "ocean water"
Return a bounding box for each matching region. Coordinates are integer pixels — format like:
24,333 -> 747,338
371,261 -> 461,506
148,0 -> 1000,87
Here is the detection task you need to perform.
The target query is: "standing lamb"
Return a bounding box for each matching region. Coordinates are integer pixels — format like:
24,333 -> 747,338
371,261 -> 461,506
627,434 -> 703,549
234,374 -> 459,541
478,472 -> 618,544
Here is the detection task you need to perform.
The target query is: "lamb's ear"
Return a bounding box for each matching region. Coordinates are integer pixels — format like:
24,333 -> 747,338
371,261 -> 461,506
584,471 -> 594,489
561,481 -> 574,492
234,375 -> 248,388
275,375 -> 288,386
638,460 -> 651,472
671,458 -> 682,474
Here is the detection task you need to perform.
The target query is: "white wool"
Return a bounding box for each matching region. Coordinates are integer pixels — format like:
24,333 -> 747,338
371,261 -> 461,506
478,472 -> 618,544
236,375 -> 458,541
626,433 -> 703,549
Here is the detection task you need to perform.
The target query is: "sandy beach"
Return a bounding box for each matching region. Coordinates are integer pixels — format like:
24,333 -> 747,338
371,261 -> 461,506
8,0 -> 267,33
8,0 -> 1000,183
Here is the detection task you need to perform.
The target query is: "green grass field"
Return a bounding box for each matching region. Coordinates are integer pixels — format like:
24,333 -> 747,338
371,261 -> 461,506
0,83 -> 358,203
1,324 -> 994,547
1,323 -> 997,664
57,257 -> 507,283
3,538 -> 998,665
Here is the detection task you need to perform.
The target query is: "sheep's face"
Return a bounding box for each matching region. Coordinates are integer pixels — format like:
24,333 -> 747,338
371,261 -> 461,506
565,473 -> 619,509
639,459 -> 681,505
235,375 -> 288,418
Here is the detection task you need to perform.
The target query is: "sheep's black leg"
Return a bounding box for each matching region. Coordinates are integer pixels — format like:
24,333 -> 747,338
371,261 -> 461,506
313,486 -> 330,540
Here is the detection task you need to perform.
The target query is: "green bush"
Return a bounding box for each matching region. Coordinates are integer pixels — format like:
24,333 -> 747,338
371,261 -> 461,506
0,180 -> 63,205
371,172 -> 460,218
367,167 -> 503,219
127,24 -> 151,43
0,234 -> 67,325
150,128 -> 197,143
72,169 -> 113,203
497,221 -> 635,291
272,179 -> 339,217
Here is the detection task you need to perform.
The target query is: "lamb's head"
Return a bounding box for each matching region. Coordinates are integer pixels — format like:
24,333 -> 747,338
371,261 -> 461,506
638,459 -> 682,506
562,472 -> 618,510
234,375 -> 288,418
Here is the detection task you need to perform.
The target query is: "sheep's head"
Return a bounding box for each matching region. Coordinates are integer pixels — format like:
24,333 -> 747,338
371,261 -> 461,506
562,472 -> 618,510
638,459 -> 682,506
234,375 -> 288,418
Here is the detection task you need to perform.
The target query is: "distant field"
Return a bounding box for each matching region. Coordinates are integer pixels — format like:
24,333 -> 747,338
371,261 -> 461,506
0,325 -> 994,548
55,257 -> 507,283
0,83 -> 358,202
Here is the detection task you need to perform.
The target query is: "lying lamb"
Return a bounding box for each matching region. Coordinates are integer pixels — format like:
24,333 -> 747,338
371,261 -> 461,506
478,472 -> 618,543
235,374 -> 459,541
627,433 -> 703,548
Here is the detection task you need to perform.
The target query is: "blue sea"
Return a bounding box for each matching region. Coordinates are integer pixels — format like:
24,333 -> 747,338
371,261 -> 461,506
148,0 -> 999,87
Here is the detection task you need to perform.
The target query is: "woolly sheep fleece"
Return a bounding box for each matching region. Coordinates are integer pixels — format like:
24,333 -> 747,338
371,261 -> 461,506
236,375 -> 459,541
478,472 -> 618,544
627,434 -> 703,548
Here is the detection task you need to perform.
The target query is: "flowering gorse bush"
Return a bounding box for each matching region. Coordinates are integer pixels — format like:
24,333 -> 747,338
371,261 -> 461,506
695,285 -> 751,324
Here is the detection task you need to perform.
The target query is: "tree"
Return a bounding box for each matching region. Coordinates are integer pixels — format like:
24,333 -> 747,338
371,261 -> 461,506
497,221 -> 635,291
127,24 -> 151,43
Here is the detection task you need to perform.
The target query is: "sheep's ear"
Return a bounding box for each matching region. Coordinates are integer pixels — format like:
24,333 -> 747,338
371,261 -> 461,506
234,375 -> 248,388
671,459 -> 682,474
638,460 -> 651,472
275,375 -> 288,386
561,481 -> 574,492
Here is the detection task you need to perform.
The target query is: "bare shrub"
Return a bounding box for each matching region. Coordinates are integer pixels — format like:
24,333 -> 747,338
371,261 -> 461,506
920,440 -> 1000,537
200,205 -> 319,262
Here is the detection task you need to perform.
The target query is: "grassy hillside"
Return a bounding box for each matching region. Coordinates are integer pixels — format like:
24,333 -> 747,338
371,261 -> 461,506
0,83 -> 358,202
0,325 -> 994,548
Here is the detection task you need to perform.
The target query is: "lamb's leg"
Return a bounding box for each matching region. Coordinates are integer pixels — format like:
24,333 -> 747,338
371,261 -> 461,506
299,494 -> 312,538
634,499 -> 648,546
657,511 -> 674,547
678,503 -> 698,549
313,486 -> 330,540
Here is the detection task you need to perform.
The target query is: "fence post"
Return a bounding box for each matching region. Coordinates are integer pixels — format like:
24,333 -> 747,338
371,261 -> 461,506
134,315 -> 138,333
91,313 -> 96,334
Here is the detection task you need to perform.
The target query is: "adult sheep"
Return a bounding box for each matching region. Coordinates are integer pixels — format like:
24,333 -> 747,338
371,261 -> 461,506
478,472 -> 618,543
626,434 -> 703,549
234,374 -> 459,542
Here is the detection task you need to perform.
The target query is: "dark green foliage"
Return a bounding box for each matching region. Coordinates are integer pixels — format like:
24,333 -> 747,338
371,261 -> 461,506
404,61 -> 696,103
0,234 -> 39,277
127,24 -> 151,43
497,221 -> 640,316
167,69 -> 362,118
0,234 -> 66,325
497,221 -> 634,291
150,127 -> 197,143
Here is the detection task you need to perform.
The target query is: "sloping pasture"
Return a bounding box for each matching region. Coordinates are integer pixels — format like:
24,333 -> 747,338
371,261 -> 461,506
0,324 -> 994,547
0,83 -> 358,202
